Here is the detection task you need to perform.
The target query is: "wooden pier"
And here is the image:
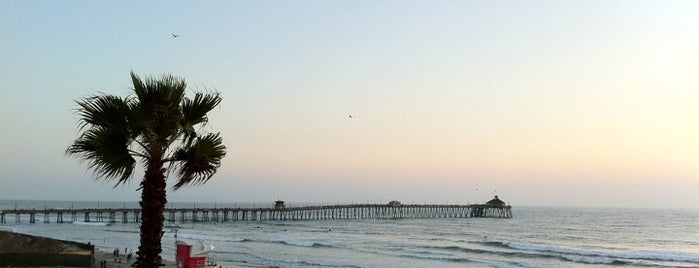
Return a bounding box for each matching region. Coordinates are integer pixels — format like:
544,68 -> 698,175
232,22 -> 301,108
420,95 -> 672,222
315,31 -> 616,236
0,203 -> 511,224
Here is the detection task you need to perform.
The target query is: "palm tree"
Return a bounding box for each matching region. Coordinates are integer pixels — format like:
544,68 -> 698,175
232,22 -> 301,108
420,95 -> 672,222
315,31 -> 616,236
67,72 -> 226,268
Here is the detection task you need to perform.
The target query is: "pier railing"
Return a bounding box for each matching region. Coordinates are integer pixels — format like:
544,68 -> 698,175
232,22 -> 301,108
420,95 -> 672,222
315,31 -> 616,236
0,204 -> 512,224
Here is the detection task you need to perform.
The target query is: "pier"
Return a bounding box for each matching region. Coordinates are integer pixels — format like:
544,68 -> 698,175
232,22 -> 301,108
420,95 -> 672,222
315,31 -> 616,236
0,202 -> 511,224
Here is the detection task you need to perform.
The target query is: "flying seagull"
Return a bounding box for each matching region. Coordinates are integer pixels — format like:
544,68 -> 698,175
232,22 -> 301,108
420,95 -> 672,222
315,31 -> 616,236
171,33 -> 181,38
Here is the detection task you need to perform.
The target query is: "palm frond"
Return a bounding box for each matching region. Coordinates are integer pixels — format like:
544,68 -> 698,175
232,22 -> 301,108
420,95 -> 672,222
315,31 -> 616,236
75,95 -> 130,131
131,72 -> 186,114
180,92 -> 222,145
66,127 -> 136,185
170,133 -> 226,190
130,72 -> 187,151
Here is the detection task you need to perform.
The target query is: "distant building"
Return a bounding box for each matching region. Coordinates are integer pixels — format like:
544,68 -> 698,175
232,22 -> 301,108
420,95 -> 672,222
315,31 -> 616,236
485,195 -> 506,207
274,200 -> 285,209
387,201 -> 402,207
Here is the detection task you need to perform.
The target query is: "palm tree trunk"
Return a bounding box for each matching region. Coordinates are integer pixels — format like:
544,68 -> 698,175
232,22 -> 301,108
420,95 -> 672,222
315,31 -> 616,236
135,158 -> 167,268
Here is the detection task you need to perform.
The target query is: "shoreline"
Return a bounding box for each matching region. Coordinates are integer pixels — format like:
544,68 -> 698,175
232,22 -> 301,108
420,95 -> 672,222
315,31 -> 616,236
94,248 -> 270,268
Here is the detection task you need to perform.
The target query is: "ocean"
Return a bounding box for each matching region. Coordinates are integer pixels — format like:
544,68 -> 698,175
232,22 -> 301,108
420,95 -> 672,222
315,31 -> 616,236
1,200 -> 698,268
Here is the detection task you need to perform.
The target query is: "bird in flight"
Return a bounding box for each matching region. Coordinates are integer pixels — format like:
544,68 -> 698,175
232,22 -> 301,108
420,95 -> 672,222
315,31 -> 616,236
348,115 -> 354,119
171,33 -> 181,38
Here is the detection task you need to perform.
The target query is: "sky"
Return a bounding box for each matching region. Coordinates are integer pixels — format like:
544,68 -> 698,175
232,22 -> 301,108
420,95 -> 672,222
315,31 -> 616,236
1,0 -> 698,208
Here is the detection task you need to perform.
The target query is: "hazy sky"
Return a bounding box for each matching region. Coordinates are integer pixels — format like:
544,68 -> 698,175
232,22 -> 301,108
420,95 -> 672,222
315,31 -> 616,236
1,1 -> 697,208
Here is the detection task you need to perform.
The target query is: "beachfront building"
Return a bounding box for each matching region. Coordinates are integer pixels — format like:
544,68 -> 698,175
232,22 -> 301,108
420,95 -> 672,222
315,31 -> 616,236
387,201 -> 402,207
485,195 -> 506,207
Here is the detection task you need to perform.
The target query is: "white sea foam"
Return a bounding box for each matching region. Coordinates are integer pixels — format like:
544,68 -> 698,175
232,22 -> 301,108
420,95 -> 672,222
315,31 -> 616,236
280,239 -> 317,247
72,221 -> 111,226
259,236 -> 336,248
516,263 -> 557,268
561,255 -> 616,264
169,232 -> 244,243
506,242 -> 699,263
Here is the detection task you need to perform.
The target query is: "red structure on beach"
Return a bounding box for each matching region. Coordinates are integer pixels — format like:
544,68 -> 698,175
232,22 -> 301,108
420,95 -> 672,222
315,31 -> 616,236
176,241 -> 214,268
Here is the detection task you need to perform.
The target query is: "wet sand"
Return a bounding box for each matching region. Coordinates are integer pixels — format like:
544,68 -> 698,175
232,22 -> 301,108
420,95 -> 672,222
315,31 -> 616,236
94,248 -> 269,268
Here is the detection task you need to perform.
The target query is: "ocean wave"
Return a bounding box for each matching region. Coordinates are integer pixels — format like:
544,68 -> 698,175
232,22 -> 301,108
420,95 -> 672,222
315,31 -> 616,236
466,242 -> 657,266
171,232 -> 244,243
72,221 -> 111,226
487,241 -> 699,264
560,255 -> 621,265
237,237 -> 336,248
246,251 -> 364,268
395,254 -> 474,264
105,228 -> 139,233
170,233 -> 336,249
406,250 -> 454,257
425,244 -> 555,258
511,263 -> 556,268
281,259 -> 364,268
280,240 -> 334,248
479,241 -> 512,249
422,245 -> 495,255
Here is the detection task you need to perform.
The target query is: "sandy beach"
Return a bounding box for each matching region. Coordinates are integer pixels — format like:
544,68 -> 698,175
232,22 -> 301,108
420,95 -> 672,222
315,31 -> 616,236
93,248 -> 173,268
93,247 -> 268,268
